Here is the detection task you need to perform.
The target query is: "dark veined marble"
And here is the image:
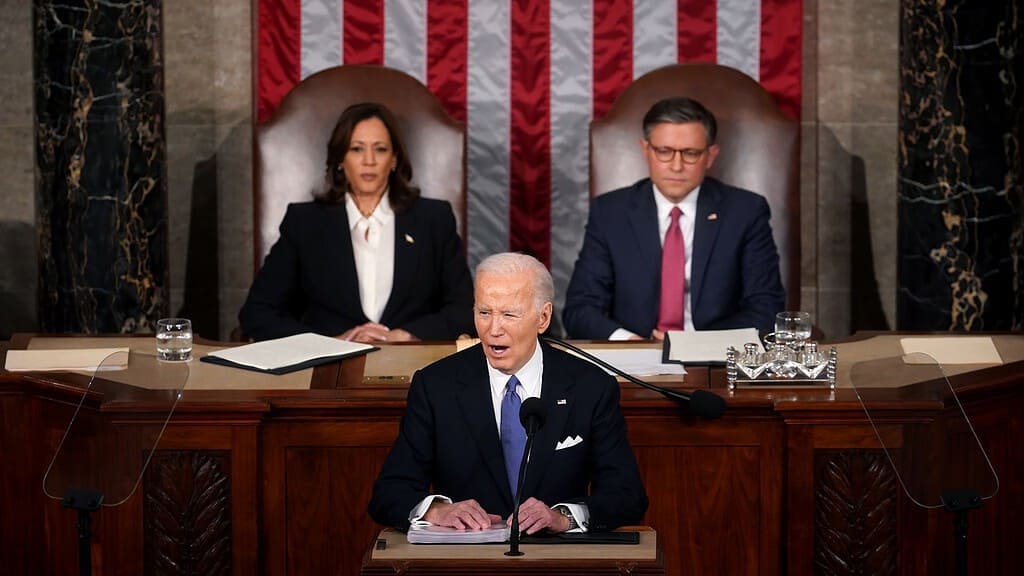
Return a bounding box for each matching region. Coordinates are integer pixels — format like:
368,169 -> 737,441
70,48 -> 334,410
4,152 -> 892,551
34,0 -> 167,333
898,0 -> 1023,330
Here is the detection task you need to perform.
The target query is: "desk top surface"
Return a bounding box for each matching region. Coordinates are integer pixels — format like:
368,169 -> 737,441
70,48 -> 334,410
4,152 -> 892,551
368,528 -> 658,562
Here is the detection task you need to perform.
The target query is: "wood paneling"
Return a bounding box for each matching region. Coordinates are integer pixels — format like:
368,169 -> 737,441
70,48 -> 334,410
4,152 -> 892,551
3,342 -> 1023,576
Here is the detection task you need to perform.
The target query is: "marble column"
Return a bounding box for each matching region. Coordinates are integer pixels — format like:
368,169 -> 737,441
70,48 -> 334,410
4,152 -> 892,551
34,1 -> 168,333
898,0 -> 1023,330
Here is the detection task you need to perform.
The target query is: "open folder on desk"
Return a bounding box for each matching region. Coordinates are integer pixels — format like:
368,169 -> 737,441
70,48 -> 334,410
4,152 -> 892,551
662,328 -> 763,365
200,333 -> 376,375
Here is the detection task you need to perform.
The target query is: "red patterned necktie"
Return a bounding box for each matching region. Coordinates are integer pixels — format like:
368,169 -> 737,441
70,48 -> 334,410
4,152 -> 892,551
657,206 -> 685,331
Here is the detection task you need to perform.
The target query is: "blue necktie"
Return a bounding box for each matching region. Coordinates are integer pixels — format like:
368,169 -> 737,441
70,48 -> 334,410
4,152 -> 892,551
500,375 -> 527,497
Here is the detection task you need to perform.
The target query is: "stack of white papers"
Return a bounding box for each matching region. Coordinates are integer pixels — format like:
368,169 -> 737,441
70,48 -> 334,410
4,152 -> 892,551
201,333 -> 376,375
665,328 -> 763,364
584,348 -> 686,376
407,523 -> 509,544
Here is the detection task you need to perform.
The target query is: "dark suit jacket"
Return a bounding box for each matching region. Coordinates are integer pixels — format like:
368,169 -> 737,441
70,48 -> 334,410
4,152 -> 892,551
563,177 -> 785,338
238,197 -> 474,341
368,342 -> 649,531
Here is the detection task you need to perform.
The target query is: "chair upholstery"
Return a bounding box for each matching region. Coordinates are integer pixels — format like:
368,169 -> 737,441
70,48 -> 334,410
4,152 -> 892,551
254,65 -> 466,267
590,63 -> 800,308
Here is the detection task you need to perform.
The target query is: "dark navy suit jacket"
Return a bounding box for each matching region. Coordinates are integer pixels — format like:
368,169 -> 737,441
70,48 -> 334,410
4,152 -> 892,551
563,177 -> 785,338
368,342 -> 648,531
239,197 -> 474,341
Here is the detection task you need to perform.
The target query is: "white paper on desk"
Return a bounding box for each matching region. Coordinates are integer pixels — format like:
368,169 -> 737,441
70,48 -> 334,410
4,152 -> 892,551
407,523 -> 509,544
3,348 -> 129,372
900,337 -> 1002,365
665,328 -> 763,364
205,333 -> 374,371
583,349 -> 686,376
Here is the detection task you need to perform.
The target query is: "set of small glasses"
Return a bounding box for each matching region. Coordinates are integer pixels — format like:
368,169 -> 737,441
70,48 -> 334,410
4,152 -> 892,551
728,311 -> 836,389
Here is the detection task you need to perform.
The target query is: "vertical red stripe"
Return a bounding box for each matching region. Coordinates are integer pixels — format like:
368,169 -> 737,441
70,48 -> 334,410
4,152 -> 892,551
592,0 -> 632,119
759,0 -> 802,119
343,0 -> 384,65
256,0 -> 302,122
677,0 -> 717,63
427,0 -> 469,123
509,0 -> 552,266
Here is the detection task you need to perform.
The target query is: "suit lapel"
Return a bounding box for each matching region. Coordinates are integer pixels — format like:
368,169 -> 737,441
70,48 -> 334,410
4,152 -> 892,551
453,347 -> 514,510
628,181 -> 663,282
327,207 -> 367,321
691,178 -> 723,312
521,344 -> 574,500
381,205 -> 419,323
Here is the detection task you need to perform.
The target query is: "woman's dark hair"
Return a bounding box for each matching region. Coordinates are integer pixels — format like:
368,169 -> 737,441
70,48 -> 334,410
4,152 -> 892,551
317,102 -> 419,211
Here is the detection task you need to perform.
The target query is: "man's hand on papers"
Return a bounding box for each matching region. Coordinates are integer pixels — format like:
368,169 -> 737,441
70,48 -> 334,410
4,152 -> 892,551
424,499 -> 502,530
650,329 -> 665,341
338,323 -> 418,343
506,497 -> 569,534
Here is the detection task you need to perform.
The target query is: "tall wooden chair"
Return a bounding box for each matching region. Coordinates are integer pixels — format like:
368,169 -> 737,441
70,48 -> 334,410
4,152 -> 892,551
590,63 -> 800,308
253,65 -> 467,267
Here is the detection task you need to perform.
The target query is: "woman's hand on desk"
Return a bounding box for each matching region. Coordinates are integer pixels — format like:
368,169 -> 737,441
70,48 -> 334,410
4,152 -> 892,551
338,323 -> 419,343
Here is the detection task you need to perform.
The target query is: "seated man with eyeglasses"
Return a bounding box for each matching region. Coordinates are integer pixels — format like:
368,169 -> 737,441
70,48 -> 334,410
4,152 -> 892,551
564,97 -> 785,339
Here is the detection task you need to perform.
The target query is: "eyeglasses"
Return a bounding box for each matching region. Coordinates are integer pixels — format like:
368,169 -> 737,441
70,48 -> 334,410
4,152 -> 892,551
647,143 -> 709,164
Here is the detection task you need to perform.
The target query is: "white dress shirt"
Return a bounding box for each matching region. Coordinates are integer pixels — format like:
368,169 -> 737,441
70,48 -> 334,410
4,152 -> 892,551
408,340 -> 589,532
345,191 -> 395,323
609,184 -> 700,340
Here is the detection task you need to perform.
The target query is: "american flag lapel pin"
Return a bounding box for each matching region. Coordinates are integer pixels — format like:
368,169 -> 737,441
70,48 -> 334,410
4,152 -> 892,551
707,213 -> 718,221
557,399 -> 567,405
404,234 -> 415,244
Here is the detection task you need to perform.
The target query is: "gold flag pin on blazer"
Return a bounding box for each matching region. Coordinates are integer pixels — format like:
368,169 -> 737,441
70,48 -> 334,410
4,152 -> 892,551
404,234 -> 415,244
707,213 -> 718,221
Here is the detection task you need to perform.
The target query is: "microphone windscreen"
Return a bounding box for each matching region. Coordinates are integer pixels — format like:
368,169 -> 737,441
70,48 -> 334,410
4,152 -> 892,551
519,397 -> 548,430
688,389 -> 727,419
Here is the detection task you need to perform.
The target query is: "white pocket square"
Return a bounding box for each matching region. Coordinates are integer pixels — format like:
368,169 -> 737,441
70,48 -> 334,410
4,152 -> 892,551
555,435 -> 583,450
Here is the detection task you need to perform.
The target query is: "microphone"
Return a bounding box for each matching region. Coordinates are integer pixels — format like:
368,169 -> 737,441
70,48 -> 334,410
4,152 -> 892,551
541,335 -> 726,419
506,397 -> 547,557
519,397 -> 547,434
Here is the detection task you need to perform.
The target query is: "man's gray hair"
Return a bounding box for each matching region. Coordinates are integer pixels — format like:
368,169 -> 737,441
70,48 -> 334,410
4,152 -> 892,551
475,252 -> 554,311
642,96 -> 718,144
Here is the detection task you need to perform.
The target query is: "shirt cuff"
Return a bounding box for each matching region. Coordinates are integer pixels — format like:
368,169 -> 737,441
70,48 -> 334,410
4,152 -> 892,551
408,495 -> 452,527
554,503 -> 589,533
608,328 -> 640,341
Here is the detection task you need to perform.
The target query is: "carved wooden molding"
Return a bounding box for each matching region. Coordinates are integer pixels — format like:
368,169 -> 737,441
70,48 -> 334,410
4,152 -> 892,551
144,451 -> 231,576
814,450 -> 898,576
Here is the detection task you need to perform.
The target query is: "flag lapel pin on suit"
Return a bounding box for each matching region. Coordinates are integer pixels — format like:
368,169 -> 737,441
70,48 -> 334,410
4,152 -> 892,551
707,213 -> 718,221
557,399 -> 567,405
404,234 -> 415,244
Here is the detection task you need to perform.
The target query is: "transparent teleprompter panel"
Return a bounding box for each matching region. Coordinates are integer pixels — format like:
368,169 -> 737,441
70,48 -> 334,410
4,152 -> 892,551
849,353 -> 998,509
43,351 -> 187,507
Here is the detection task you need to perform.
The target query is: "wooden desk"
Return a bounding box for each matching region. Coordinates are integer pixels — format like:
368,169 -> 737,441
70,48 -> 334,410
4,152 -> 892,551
360,528 -> 663,575
1,334 -> 1023,575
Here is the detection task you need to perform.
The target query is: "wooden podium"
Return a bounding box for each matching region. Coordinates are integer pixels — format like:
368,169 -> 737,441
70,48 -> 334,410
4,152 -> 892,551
360,528 -> 664,575
2,333 -> 1024,575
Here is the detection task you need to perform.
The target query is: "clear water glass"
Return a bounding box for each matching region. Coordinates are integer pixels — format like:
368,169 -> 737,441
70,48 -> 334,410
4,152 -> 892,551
775,311 -> 812,348
156,318 -> 193,362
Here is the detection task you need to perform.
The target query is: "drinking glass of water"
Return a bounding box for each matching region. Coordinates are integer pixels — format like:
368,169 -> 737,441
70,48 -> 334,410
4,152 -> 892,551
156,318 -> 193,362
775,311 -> 812,348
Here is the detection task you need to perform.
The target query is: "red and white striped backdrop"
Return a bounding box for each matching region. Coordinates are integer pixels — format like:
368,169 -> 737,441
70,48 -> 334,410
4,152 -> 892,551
256,0 -> 802,316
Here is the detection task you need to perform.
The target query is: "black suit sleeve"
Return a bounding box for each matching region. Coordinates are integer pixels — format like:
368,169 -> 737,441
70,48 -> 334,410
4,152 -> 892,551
394,204 -> 475,340
368,370 -> 436,529
238,205 -> 312,341
581,370 -> 649,530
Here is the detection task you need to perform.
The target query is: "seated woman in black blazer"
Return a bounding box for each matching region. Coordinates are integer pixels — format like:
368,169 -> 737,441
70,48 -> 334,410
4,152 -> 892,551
239,102 -> 475,343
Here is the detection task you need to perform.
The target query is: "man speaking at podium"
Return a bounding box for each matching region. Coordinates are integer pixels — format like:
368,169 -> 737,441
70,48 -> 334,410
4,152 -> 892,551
369,253 -> 648,534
